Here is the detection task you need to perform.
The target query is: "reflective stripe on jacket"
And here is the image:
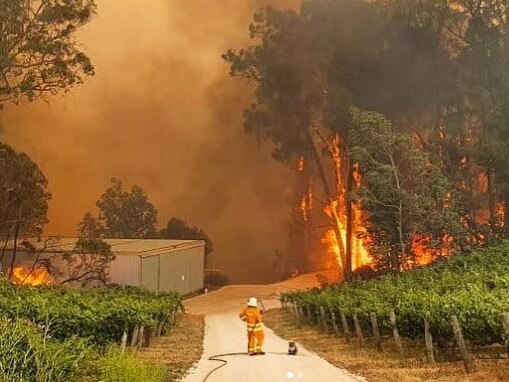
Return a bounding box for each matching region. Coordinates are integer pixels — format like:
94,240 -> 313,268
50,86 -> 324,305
239,307 -> 263,332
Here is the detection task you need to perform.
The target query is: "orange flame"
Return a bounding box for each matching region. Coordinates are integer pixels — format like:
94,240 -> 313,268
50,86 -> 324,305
411,234 -> 454,266
12,267 -> 53,286
323,201 -> 371,271
322,165 -> 372,272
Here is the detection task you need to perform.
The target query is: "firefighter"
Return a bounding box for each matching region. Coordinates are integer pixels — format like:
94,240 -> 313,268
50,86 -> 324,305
239,297 -> 265,355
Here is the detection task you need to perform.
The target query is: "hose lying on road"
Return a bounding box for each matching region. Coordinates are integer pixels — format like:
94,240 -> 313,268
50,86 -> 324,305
203,352 -> 305,381
203,353 -> 246,382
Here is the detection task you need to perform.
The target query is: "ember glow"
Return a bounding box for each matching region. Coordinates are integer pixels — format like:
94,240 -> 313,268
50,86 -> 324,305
12,267 -> 53,286
300,185 -> 313,222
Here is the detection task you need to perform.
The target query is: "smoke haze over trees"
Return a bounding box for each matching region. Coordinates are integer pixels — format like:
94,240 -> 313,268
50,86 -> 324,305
1,0 -> 300,283
6,0 -> 509,281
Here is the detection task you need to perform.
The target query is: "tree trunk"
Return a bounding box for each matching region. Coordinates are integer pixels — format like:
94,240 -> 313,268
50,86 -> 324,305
306,129 -> 347,270
487,169 -> 498,229
8,216 -> 21,281
0,224 -> 12,273
389,153 -> 406,270
345,160 -> 354,279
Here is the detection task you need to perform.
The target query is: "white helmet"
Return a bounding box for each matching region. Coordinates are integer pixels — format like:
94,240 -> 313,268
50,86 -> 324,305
247,297 -> 258,307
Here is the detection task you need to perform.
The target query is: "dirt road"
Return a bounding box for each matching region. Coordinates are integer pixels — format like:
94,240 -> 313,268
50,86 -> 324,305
182,273 -> 365,382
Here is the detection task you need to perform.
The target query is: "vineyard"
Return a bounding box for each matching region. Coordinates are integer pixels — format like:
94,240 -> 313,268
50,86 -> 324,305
0,282 -> 182,382
282,242 -> 509,372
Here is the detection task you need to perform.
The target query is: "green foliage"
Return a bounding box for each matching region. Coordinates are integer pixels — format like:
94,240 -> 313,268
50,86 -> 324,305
60,237 -> 116,285
349,107 -> 464,270
0,318 -> 95,382
0,142 -> 51,237
0,282 -> 181,346
159,217 -> 213,257
285,242 -> 509,346
0,0 -> 96,105
79,178 -> 158,239
99,346 -> 169,382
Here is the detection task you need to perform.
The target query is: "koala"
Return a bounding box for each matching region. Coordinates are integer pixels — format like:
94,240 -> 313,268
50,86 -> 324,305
288,341 -> 298,355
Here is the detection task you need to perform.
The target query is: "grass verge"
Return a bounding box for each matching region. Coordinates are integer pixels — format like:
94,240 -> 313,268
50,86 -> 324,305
264,308 -> 509,382
138,313 -> 205,381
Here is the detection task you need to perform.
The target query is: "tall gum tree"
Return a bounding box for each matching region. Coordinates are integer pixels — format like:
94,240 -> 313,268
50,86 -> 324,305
224,1 -> 456,277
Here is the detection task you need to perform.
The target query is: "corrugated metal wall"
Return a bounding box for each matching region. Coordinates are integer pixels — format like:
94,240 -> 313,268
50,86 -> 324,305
140,244 -> 204,295
108,254 -> 140,286
140,255 -> 159,291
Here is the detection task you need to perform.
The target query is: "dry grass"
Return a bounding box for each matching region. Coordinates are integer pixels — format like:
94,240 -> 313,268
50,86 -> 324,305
138,313 -> 205,381
264,308 -> 509,382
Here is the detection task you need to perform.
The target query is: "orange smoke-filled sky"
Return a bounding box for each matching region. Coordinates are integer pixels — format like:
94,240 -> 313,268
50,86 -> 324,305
1,0 -> 301,282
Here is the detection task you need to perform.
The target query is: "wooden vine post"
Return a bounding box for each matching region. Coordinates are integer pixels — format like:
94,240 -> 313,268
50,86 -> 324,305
370,312 -> 383,352
120,329 -> 128,353
290,303 -> 296,318
340,311 -> 352,343
137,325 -> 145,349
295,304 -> 302,322
389,310 -> 403,353
423,318 -> 435,363
156,321 -> 163,337
298,306 -> 305,322
330,308 -> 341,336
319,306 -> 329,333
130,325 -> 140,347
315,306 -> 321,329
352,314 -> 364,344
451,315 -> 475,374
501,312 -> 509,357
306,306 -> 312,324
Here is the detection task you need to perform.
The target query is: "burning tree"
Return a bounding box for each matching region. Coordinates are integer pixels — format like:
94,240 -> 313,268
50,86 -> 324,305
349,107 -> 464,270
225,0 -> 509,278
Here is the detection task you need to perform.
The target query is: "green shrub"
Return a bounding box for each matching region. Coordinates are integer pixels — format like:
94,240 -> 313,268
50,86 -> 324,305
285,241 -> 509,346
0,282 -> 182,346
100,346 -> 169,382
0,319 -> 95,382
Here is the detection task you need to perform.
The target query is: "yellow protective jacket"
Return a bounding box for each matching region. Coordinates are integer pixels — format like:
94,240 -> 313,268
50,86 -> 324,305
239,306 -> 263,332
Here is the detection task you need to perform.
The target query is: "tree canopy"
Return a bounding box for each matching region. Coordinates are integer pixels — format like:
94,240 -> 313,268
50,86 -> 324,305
159,217 -> 213,257
225,0 -> 509,275
79,178 -> 158,239
0,0 -> 96,105
0,142 -> 50,238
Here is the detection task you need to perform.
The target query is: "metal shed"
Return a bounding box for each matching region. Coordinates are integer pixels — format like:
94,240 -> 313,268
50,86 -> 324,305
105,239 -> 205,294
4,238 -> 205,294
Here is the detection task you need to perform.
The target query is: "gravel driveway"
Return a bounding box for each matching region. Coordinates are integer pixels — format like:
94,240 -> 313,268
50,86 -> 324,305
182,274 -> 365,382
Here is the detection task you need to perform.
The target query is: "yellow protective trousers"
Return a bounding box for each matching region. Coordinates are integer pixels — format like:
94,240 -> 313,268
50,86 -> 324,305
239,306 -> 264,353
248,329 -> 264,353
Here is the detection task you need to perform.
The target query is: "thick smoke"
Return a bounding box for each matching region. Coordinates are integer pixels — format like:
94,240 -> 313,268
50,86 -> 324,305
1,0 -> 300,283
